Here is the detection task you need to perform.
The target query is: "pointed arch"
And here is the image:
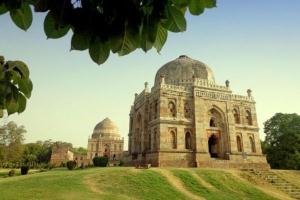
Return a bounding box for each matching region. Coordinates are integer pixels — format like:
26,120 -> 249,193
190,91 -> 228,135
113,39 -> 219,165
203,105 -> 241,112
208,106 -> 225,128
246,110 -> 253,125
233,108 -> 240,124
236,135 -> 243,152
169,130 -> 177,149
168,101 -> 176,117
249,136 -> 256,153
185,132 -> 192,149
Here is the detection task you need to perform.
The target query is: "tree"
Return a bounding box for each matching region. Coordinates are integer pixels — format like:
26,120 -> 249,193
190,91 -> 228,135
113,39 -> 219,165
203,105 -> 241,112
0,121 -> 26,164
72,147 -> 87,155
0,56 -> 33,117
0,0 -> 217,65
263,113 -> 300,169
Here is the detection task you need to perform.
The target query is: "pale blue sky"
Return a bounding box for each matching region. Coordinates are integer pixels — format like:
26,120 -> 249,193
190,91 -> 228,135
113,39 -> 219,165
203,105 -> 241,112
0,0 -> 299,149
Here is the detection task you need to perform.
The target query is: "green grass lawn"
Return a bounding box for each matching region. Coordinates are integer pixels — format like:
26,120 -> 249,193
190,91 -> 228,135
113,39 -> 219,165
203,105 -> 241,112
172,169 -> 278,200
0,167 -> 287,200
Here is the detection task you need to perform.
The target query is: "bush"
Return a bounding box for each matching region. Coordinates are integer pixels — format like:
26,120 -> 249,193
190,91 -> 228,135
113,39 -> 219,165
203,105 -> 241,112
93,156 -> 109,167
119,160 -> 124,166
21,166 -> 29,175
8,169 -> 15,177
66,161 -> 77,170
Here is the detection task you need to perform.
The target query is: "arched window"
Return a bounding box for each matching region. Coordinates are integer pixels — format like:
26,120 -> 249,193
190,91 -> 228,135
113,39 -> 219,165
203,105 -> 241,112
148,134 -> 151,150
233,109 -> 240,124
168,101 -> 176,117
170,131 -> 177,149
184,101 -> 190,118
185,132 -> 192,150
249,137 -> 256,153
153,129 -> 157,149
210,118 -> 216,127
246,110 -> 253,125
236,136 -> 243,152
154,100 -> 158,119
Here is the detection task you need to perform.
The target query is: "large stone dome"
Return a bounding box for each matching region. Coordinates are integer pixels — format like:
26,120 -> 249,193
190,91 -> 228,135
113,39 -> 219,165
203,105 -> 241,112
154,55 -> 215,85
92,118 -> 120,139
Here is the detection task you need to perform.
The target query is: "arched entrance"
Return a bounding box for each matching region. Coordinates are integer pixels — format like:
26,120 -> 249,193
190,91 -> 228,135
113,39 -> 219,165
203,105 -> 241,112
206,107 -> 229,160
103,144 -> 110,158
208,135 -> 219,158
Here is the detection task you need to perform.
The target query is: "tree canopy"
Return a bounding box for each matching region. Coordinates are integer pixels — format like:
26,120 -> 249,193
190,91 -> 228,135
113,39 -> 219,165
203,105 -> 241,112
0,121 -> 26,164
263,113 -> 300,170
0,0 -> 217,64
0,56 -> 33,117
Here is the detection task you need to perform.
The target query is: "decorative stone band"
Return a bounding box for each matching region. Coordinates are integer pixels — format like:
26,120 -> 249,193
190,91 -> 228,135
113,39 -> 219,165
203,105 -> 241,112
195,90 -> 254,102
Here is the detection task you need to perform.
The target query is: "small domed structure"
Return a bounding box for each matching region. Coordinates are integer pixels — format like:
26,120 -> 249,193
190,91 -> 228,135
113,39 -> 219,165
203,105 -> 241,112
154,55 -> 215,86
87,117 -> 124,161
92,117 -> 120,139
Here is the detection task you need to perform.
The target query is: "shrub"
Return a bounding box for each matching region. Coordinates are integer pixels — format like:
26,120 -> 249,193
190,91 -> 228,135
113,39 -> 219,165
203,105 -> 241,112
66,161 -> 77,170
21,166 -> 29,175
8,169 -> 15,177
93,156 -> 109,167
119,160 -> 124,166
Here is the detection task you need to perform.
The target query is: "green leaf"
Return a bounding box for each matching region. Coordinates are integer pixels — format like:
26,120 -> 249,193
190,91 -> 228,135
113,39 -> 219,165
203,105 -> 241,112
9,3 -> 32,31
154,23 -> 168,53
141,17 -> 158,52
71,32 -> 90,51
118,23 -> 140,56
4,0 -> 22,10
162,6 -> 186,32
204,0 -> 217,8
0,3 -> 8,15
5,86 -> 19,115
18,78 -> 32,98
172,0 -> 189,8
0,109 -> 3,118
8,61 -> 30,79
44,12 -> 70,39
34,0 -> 49,12
17,93 -> 26,113
189,0 -> 216,15
0,56 -> 4,64
89,39 -> 110,65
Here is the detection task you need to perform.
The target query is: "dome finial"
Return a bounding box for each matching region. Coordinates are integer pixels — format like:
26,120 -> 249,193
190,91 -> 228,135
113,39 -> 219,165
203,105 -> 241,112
225,80 -> 230,88
247,89 -> 252,97
178,55 -> 189,59
144,82 -> 149,92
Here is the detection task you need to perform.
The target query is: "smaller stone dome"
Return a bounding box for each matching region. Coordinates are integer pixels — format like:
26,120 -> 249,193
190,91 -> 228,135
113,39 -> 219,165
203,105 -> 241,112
92,118 -> 120,139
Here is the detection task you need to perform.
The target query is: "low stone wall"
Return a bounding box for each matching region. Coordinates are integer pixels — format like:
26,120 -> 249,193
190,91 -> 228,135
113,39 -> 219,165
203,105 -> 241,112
158,151 -> 196,167
197,159 -> 270,170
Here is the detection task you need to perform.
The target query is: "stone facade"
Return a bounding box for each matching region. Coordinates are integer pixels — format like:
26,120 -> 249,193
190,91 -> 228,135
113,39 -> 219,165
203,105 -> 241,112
128,55 -> 269,169
87,118 -> 124,161
50,146 -> 74,166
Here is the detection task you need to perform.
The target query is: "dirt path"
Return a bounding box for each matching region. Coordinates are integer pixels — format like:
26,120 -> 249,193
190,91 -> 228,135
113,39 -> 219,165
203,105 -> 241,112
83,174 -> 103,194
188,170 -> 217,191
83,174 -> 134,200
153,168 -> 205,200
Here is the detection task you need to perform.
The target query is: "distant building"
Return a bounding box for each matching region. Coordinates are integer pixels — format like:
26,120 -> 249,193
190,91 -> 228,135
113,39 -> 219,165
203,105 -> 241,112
50,146 -> 73,166
128,55 -> 269,168
87,118 -> 124,161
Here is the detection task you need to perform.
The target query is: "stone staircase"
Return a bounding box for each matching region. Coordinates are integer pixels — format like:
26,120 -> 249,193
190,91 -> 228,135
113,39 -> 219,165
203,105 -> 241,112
246,169 -> 300,199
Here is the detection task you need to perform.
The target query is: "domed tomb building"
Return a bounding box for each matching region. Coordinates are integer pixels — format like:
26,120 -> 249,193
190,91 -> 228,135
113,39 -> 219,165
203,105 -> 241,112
87,118 -> 124,161
128,55 -> 269,168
